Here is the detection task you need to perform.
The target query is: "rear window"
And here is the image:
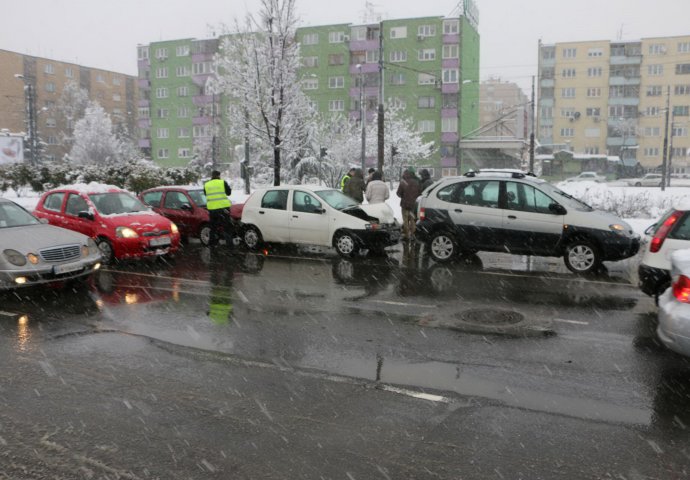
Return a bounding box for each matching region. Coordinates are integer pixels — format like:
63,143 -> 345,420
669,212 -> 690,240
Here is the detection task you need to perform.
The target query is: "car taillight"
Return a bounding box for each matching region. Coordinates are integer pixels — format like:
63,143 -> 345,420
673,275 -> 690,303
419,207 -> 426,221
650,211 -> 684,253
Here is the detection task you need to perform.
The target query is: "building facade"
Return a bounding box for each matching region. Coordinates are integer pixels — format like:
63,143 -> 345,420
137,7 -> 480,177
478,78 -> 530,139
537,35 -> 690,171
0,49 -> 137,163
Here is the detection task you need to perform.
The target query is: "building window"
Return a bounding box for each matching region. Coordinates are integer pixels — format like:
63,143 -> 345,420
302,78 -> 318,90
539,126 -> 553,138
560,107 -> 575,118
560,128 -> 575,137
302,33 -> 318,45
562,68 -> 576,78
138,46 -> 149,60
176,45 -> 190,56
157,128 -> 169,139
443,20 -> 459,34
644,147 -> 660,157
178,148 -> 191,158
442,45 -> 459,59
584,146 -> 600,154
542,48 -> 555,60
587,67 -> 602,77
328,100 -> 344,111
46,136 -> 58,145
418,73 -> 436,85
176,66 -> 190,77
647,85 -> 663,96
328,53 -> 345,66
156,48 -> 168,59
45,118 -> 56,128
112,76 -> 121,86
562,48 -> 577,58
192,62 -> 213,75
441,117 -> 458,133
418,96 -> 435,108
328,76 -> 344,88
561,87 -> 576,98
193,126 -> 210,137
157,108 -> 169,118
390,73 -> 406,85
673,105 -> 690,116
442,69 -> 459,84
417,25 -> 436,37
586,87 -> 601,98
587,48 -> 603,57
675,84 -> 690,95
586,107 -> 601,117
389,97 -> 407,109
96,73 -> 105,83
648,64 -> 664,76
673,126 -> 688,137
44,63 -> 54,74
390,26 -> 407,39
676,64 -> 690,75
158,148 -> 169,159
418,120 -> 436,132
113,93 -> 121,102
65,67 -> 73,78
303,56 -> 318,67
390,51 -> 407,62
644,127 -> 661,136
177,86 -> 188,97
442,168 -> 458,177
418,49 -> 436,61
366,50 -> 379,63
645,106 -> 660,117
138,107 -> 150,118
156,87 -> 168,98
540,106 -> 553,118
672,147 -> 688,157
679,42 -> 690,54
329,31 -> 345,43
178,127 -> 190,138
440,144 -> 457,157
156,67 -> 168,78
648,43 -> 666,55
177,107 -> 189,118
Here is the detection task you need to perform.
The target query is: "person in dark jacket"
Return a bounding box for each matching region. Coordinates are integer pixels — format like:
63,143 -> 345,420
419,169 -> 433,192
396,168 -> 421,239
343,168 -> 365,203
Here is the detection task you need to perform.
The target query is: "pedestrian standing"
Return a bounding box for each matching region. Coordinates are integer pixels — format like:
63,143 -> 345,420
340,167 -> 356,192
396,167 -> 421,240
365,168 -> 376,185
343,168 -> 365,203
204,170 -> 233,247
419,169 -> 433,192
365,171 -> 389,204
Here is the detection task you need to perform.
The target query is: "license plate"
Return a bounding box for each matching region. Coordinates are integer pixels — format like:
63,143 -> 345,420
149,236 -> 170,247
53,263 -> 83,275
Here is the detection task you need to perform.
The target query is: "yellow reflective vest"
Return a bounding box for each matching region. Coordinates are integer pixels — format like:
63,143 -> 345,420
204,179 -> 231,210
340,174 -> 351,191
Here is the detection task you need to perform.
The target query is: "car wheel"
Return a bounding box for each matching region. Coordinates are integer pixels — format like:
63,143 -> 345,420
97,238 -> 115,264
243,226 -> 263,250
199,223 -> 211,246
428,231 -> 457,263
635,182 -> 642,187
334,231 -> 359,257
564,239 -> 600,274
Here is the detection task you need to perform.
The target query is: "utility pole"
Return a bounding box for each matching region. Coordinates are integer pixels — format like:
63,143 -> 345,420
14,74 -> 38,165
661,86 -> 670,192
376,20 -> 385,173
357,64 -> 366,172
668,113 -> 676,188
243,103 -> 251,194
529,75 -> 535,172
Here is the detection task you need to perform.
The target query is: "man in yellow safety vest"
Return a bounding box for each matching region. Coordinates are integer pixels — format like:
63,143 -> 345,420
204,170 -> 233,247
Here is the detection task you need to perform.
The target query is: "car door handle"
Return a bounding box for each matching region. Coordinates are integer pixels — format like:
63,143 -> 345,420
292,215 -> 299,218
259,210 -> 265,214
454,208 -> 463,213
507,215 -> 517,219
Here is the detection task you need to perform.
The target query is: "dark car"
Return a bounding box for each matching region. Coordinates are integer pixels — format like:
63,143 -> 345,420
139,186 -> 243,246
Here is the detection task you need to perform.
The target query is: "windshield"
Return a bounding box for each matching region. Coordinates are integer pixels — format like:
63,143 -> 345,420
0,201 -> 41,228
540,183 -> 594,211
315,189 -> 359,210
188,190 -> 207,207
89,192 -> 149,215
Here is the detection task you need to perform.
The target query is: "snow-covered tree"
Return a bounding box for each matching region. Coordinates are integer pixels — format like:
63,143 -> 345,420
57,81 -> 89,151
211,0 -> 314,186
68,101 -> 121,166
380,103 -> 435,181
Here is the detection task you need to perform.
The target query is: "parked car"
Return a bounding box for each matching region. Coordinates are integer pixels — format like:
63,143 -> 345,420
657,249 -> 690,358
0,198 -> 101,290
638,205 -> 690,301
565,171 -> 606,183
241,185 -> 401,257
33,183 -> 181,263
139,185 -> 244,246
415,170 -> 640,273
626,173 -> 663,187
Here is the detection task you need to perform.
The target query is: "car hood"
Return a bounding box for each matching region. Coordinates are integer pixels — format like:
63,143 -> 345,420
343,203 -> 396,224
576,210 -> 635,235
1,224 -> 88,253
98,211 -> 173,232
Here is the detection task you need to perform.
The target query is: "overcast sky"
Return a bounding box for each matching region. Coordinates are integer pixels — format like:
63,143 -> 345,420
2,0 -> 689,92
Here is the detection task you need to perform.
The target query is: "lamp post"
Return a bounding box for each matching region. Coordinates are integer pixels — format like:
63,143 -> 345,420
458,79 -> 473,175
356,64 -> 366,172
14,74 -> 39,165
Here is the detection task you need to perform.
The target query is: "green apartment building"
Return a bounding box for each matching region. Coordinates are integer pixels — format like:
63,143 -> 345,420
137,3 -> 480,178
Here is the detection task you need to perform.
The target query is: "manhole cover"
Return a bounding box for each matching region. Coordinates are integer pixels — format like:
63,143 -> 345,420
455,308 -> 524,326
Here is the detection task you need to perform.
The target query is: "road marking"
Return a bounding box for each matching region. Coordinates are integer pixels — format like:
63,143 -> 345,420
0,310 -> 18,317
370,300 -> 437,308
379,385 -> 451,403
554,318 -> 589,325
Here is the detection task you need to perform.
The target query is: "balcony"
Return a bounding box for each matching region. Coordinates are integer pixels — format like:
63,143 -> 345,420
609,76 -> 641,86
138,78 -> 150,89
349,39 -> 378,51
442,83 -> 459,94
349,63 -> 377,75
192,116 -> 212,125
137,118 -> 151,129
610,55 -> 642,65
606,137 -> 639,147
192,94 -> 213,106
540,78 -> 554,88
138,139 -> 151,148
441,157 -> 458,167
608,97 -> 639,106
441,132 -> 459,143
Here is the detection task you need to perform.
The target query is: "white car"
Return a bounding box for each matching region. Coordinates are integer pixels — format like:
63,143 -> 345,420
565,171 -> 606,183
241,185 -> 401,257
657,249 -> 690,358
626,173 -> 663,187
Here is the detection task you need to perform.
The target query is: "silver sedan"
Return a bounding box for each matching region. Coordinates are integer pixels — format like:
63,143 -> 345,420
0,198 -> 102,290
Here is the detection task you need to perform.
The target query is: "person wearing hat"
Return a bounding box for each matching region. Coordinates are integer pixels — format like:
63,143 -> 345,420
419,169 -> 433,191
204,170 -> 233,247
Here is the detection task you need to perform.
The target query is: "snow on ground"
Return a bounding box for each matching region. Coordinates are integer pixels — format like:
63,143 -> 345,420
4,180 -> 690,238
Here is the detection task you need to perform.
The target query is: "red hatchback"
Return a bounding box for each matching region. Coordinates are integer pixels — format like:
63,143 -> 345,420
33,184 -> 181,263
139,186 -> 243,246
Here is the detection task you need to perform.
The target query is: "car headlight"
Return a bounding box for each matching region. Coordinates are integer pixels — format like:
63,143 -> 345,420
116,226 -> 139,238
86,238 -> 99,255
170,222 -> 179,235
609,224 -> 627,234
3,249 -> 27,266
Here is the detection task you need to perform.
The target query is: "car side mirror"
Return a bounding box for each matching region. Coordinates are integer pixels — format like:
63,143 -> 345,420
38,217 -> 49,224
549,203 -> 567,215
78,211 -> 94,221
180,204 -> 192,211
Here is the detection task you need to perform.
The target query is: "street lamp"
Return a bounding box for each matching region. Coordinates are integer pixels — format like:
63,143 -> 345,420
14,74 -> 39,165
356,64 -> 366,172
458,78 -> 473,174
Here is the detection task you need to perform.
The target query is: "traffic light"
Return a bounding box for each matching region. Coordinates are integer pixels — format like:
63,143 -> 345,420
391,146 -> 399,157
320,147 -> 328,158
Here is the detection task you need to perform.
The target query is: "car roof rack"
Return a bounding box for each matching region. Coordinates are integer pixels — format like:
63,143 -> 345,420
463,169 -> 537,179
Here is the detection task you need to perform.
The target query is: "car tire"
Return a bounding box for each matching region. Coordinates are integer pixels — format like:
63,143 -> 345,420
334,231 -> 359,258
243,226 -> 263,250
199,223 -> 211,246
635,182 -> 642,187
97,238 -> 115,264
428,231 -> 457,263
564,239 -> 600,274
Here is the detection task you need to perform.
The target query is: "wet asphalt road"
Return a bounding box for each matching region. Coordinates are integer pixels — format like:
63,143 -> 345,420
1,241 -> 689,479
